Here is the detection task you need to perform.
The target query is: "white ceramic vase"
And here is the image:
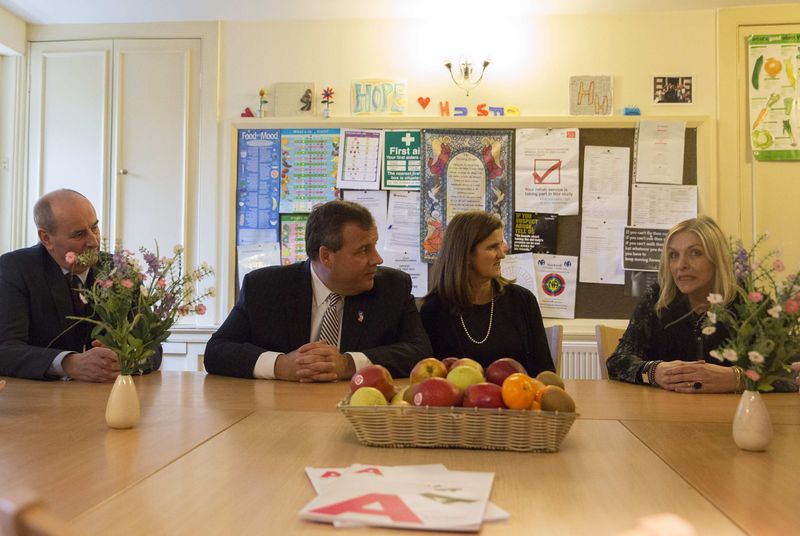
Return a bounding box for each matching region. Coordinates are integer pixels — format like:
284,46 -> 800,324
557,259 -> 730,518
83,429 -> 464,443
105,375 -> 141,429
732,390 -> 773,451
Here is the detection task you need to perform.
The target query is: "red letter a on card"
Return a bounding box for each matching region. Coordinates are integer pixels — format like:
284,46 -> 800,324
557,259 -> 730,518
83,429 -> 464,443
311,493 -> 422,523
354,467 -> 383,475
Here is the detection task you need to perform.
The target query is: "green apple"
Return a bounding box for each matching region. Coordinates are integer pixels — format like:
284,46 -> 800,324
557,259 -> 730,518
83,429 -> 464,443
447,365 -> 485,393
453,358 -> 484,375
390,386 -> 410,405
350,386 -> 389,406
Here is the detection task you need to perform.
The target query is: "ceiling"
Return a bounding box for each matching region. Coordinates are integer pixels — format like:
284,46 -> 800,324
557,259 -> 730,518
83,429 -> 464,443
1,0 -> 795,24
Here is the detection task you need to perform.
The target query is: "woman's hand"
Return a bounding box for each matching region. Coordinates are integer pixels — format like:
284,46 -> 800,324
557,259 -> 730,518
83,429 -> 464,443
654,360 -> 739,393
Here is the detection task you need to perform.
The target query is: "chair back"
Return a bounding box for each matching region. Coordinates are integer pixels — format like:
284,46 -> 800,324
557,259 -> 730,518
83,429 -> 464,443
594,325 -> 625,380
0,491 -> 76,536
544,325 -> 564,373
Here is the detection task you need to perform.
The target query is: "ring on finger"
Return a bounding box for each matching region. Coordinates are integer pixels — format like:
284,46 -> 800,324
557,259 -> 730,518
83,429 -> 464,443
692,381 -> 703,390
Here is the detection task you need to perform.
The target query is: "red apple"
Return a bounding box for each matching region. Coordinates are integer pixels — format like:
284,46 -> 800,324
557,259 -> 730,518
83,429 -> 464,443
453,358 -> 484,375
442,357 -> 459,371
485,358 -> 528,386
463,383 -> 506,409
350,364 -> 395,401
411,377 -> 462,407
409,357 -> 448,384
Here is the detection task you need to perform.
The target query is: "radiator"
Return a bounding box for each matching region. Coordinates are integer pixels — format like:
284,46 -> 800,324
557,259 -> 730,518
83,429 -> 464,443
559,341 -> 602,380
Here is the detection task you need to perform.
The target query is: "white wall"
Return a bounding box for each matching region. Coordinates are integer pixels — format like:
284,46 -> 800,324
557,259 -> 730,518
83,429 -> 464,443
0,6 -> 25,55
220,11 -> 716,119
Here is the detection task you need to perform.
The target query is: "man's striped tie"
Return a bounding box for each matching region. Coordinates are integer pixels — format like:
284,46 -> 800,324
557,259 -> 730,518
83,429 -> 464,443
317,293 -> 341,348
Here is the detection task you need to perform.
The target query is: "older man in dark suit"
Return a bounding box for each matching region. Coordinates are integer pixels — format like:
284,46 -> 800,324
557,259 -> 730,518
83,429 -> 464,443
205,200 -> 431,381
0,189 -> 161,381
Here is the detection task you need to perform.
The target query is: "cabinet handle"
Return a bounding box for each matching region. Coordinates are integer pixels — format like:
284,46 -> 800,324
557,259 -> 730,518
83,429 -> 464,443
118,169 -> 128,175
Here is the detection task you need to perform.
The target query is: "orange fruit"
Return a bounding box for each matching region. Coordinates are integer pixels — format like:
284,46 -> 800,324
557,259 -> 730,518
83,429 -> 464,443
530,399 -> 542,410
530,378 -> 547,402
501,373 -> 536,409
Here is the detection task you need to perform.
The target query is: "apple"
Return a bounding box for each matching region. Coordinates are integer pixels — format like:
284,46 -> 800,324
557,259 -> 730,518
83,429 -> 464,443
409,357 -> 448,384
453,358 -> 484,375
411,377 -> 462,407
463,383 -> 506,409
350,364 -> 395,401
391,386 -> 411,405
350,387 -> 389,406
485,358 -> 527,386
442,357 -> 459,371
447,365 -> 485,393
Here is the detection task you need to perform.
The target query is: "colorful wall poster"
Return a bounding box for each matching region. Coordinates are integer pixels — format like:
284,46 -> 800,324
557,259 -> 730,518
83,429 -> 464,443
532,254 -> 579,319
514,129 -> 580,215
280,213 -> 309,265
279,129 -> 340,213
512,212 -> 558,254
383,130 -> 421,190
420,129 -> 513,262
336,129 -> 383,190
235,129 -> 281,246
350,79 -> 407,115
748,34 -> 800,161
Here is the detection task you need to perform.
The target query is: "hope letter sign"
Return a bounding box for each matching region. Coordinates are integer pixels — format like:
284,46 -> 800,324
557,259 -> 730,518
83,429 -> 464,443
351,79 -> 407,115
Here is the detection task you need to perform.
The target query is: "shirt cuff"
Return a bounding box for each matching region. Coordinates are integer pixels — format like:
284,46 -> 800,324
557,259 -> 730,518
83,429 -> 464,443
48,351 -> 73,379
347,351 -> 372,373
253,351 -> 282,379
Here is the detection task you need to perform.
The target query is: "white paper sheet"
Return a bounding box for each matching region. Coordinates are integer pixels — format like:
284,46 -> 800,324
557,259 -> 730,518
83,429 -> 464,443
634,120 -> 686,184
578,218 -> 625,284
381,249 -> 428,297
236,243 -> 280,288
631,183 -> 697,229
385,191 -> 422,252
500,253 -> 538,295
337,129 -> 384,190
514,128 -> 580,215
532,254 -> 579,319
582,145 -> 630,196
342,189 -> 388,251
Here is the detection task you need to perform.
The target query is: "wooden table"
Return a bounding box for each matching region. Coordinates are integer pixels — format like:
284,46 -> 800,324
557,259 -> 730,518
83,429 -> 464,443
1,373 -> 797,535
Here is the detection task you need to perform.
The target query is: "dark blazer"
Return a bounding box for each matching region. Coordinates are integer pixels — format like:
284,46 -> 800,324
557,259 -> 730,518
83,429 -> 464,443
204,261 -> 432,379
0,244 -> 162,380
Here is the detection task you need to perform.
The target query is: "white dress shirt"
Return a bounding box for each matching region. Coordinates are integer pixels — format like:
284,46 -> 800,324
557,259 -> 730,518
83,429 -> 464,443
253,263 -> 371,379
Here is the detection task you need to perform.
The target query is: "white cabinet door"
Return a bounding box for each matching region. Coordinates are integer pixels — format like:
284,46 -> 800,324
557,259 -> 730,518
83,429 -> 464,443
110,39 -> 201,257
27,40 -> 113,245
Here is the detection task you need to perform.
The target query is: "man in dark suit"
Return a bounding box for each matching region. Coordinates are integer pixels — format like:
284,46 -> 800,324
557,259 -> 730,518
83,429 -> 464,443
0,189 -> 160,381
205,200 -> 431,381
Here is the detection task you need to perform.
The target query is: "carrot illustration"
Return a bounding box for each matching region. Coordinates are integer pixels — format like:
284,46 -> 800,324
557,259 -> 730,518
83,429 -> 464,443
752,93 -> 780,130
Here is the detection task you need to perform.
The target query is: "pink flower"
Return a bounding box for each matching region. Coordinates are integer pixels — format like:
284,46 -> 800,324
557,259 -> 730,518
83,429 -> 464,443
65,251 -> 77,265
744,370 -> 761,382
157,278 -> 166,289
195,304 -> 207,315
121,279 -> 134,289
785,299 -> 800,314
102,279 -> 113,289
773,259 -> 785,272
747,291 -> 764,303
177,305 -> 190,316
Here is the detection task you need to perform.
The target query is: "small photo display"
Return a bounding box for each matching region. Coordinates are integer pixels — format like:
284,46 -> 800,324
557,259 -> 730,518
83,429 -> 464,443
652,76 -> 693,104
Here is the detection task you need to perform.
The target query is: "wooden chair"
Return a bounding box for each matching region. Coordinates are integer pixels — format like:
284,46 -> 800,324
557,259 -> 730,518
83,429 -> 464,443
594,325 -> 625,380
544,324 -> 564,373
0,492 -> 76,536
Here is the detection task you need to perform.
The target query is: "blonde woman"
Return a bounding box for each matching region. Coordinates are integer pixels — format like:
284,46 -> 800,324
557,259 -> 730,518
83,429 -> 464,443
420,211 -> 554,376
607,216 -> 745,393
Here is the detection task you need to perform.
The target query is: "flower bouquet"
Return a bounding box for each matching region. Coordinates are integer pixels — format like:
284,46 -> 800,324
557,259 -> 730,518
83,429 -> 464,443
69,244 -> 215,375
703,236 -> 800,392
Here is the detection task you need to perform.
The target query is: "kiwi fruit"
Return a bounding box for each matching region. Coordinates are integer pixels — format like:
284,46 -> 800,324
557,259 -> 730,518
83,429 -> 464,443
536,370 -> 565,389
540,385 -> 576,413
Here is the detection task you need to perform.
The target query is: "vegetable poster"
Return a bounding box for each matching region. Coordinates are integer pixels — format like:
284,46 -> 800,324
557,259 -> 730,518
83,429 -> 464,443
748,34 -> 800,161
420,129 -> 513,262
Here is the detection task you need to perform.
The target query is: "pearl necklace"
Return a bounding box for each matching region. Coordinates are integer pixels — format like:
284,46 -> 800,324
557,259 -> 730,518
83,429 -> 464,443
459,296 -> 494,345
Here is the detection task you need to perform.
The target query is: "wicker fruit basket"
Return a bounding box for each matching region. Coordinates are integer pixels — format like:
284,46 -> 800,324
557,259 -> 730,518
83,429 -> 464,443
337,396 -> 578,453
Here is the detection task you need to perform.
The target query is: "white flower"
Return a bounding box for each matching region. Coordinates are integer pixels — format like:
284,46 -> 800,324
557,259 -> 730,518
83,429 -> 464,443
709,350 -> 723,360
140,284 -> 149,297
208,287 -> 217,297
702,326 -> 716,335
748,351 -> 765,364
722,348 -> 738,362
707,311 -> 717,324
768,305 -> 782,319
707,293 -> 724,305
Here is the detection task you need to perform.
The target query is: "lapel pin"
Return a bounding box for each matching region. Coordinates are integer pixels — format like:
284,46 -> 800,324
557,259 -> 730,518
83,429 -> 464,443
357,311 -> 365,323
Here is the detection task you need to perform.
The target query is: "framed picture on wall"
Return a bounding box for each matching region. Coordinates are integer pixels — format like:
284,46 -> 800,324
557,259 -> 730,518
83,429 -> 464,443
652,75 -> 693,104
273,82 -> 316,116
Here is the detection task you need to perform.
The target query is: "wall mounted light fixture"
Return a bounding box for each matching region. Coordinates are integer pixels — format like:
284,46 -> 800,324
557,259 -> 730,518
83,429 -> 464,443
444,57 -> 491,96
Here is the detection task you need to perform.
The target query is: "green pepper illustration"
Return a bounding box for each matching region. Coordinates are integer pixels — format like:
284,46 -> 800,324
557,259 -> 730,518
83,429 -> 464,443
783,120 -> 797,147
752,55 -> 763,89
